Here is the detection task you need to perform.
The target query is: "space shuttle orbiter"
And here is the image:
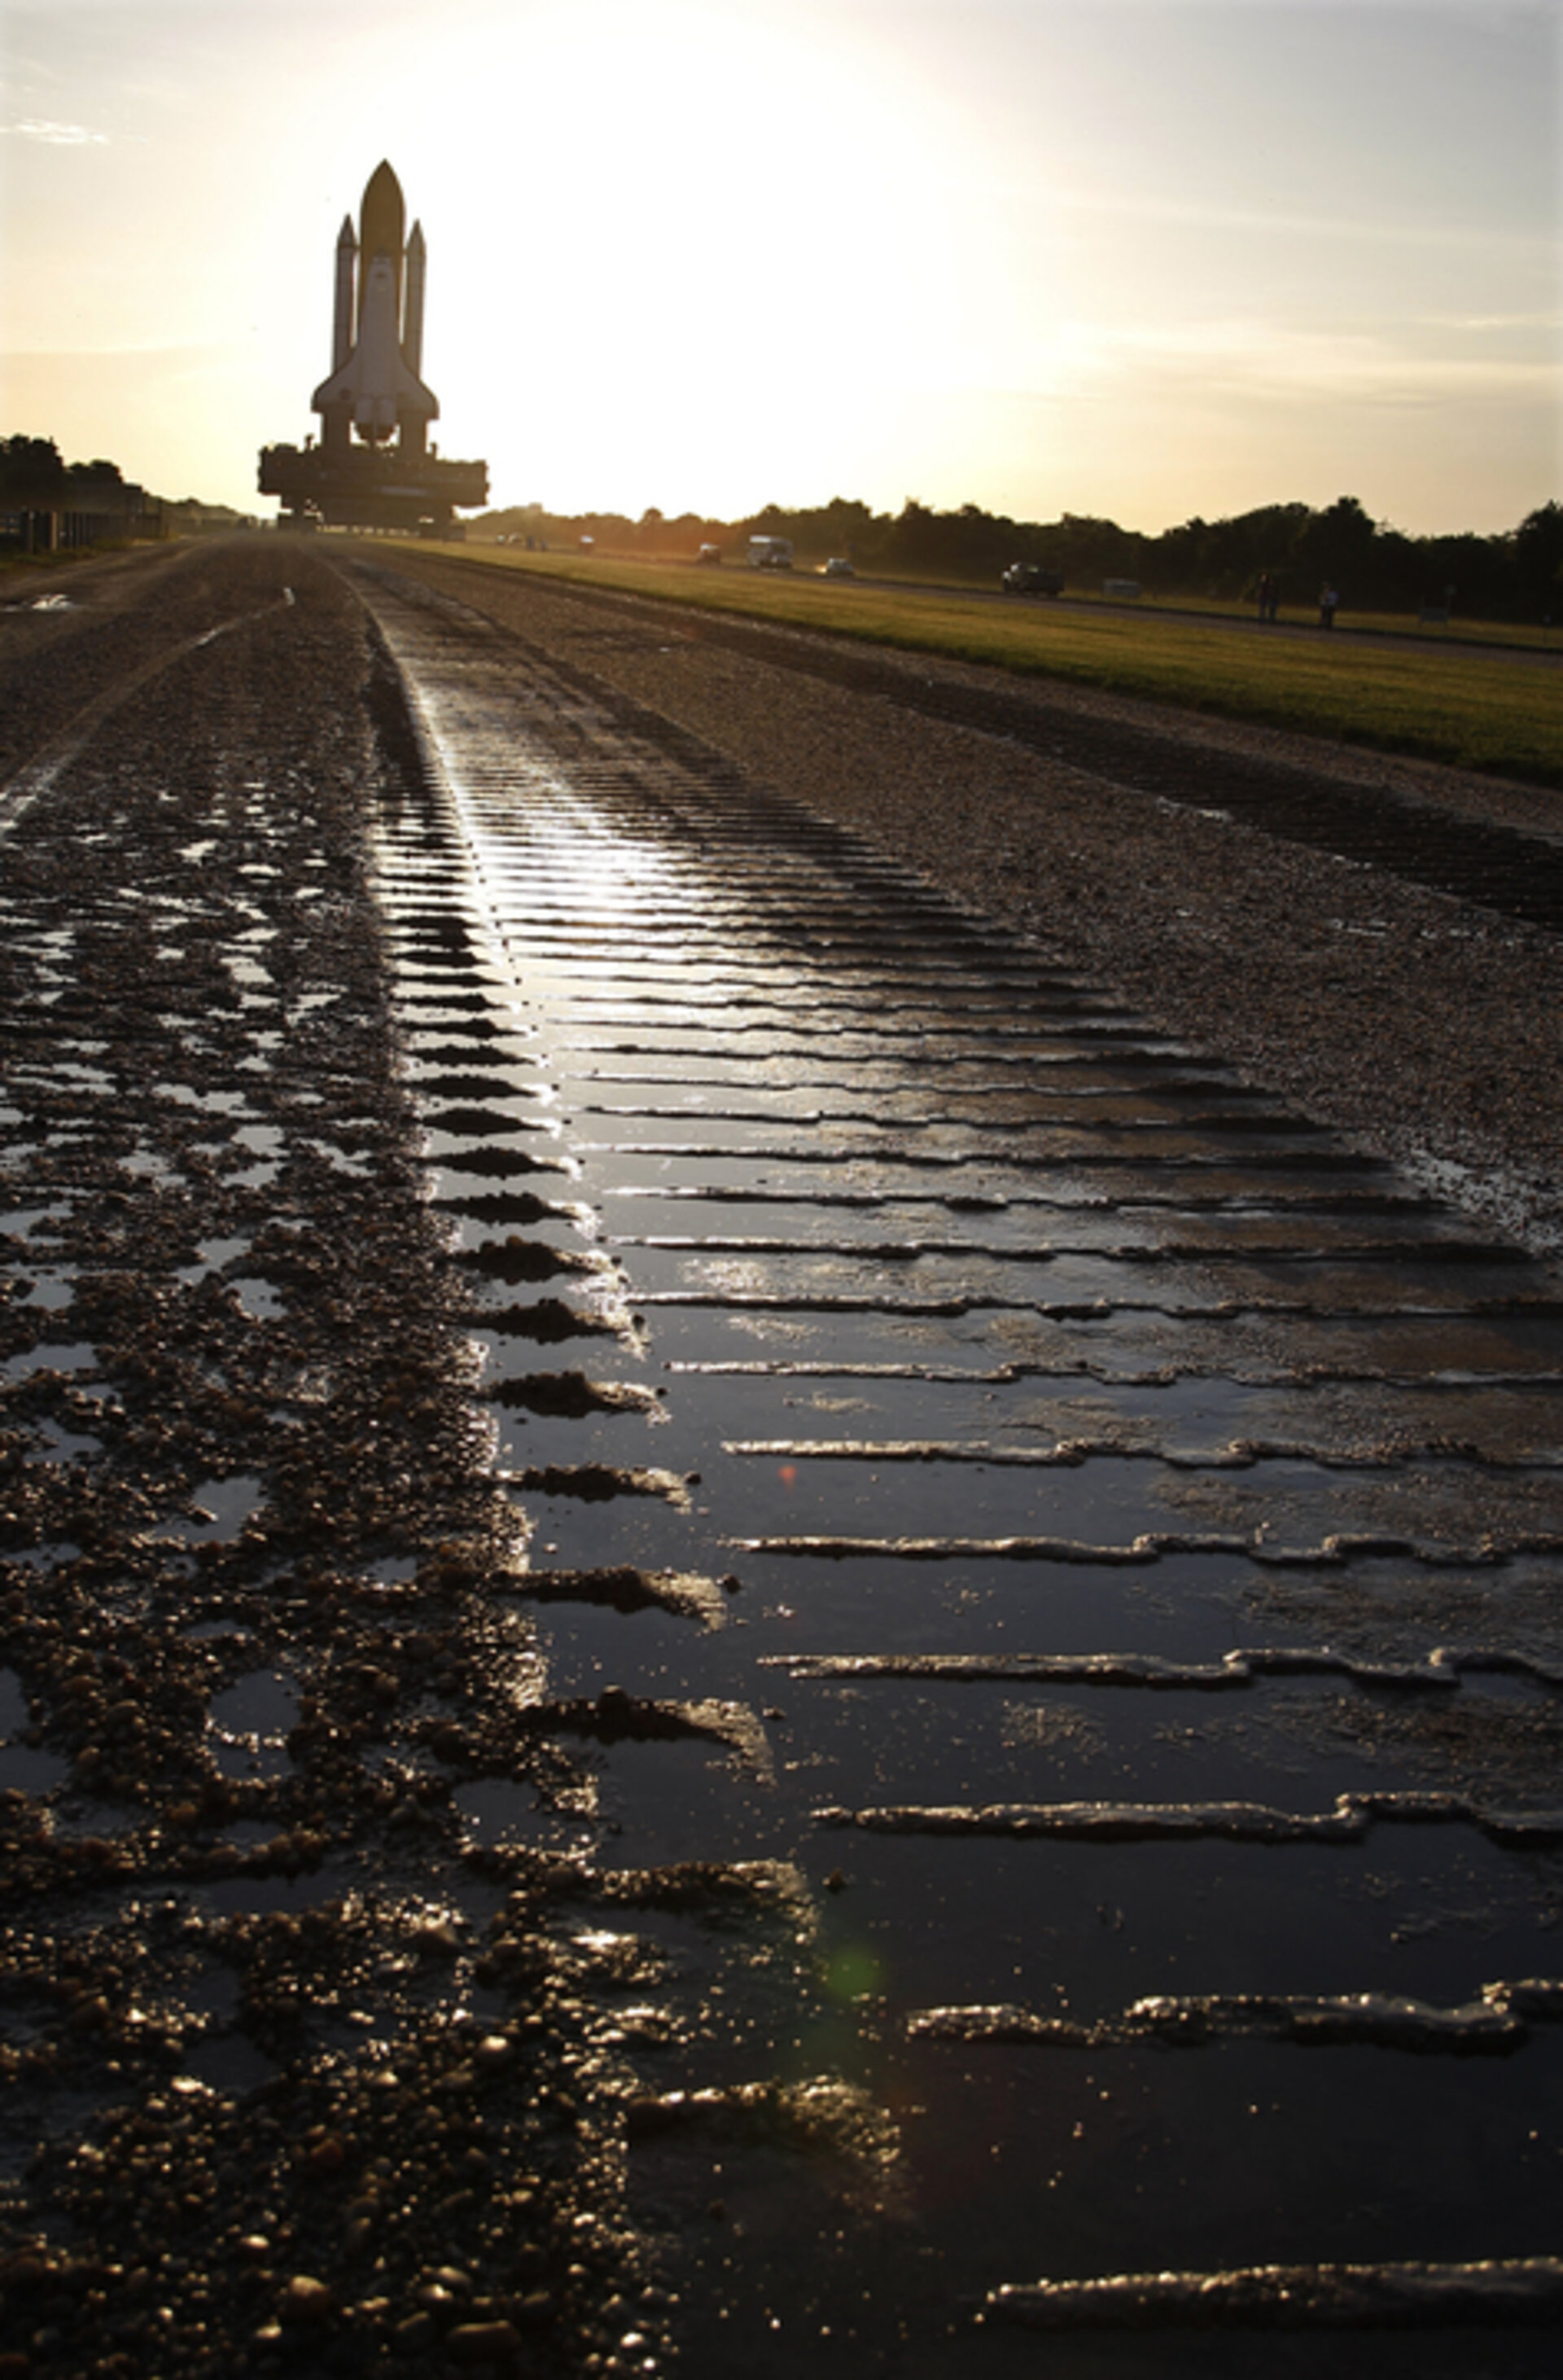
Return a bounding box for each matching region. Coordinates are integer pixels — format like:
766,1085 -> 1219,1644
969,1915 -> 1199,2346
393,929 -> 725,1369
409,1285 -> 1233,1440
311,160 -> 438,455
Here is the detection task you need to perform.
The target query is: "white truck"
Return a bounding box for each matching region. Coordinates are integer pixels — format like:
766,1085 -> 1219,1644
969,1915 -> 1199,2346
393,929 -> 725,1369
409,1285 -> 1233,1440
747,536 -> 794,571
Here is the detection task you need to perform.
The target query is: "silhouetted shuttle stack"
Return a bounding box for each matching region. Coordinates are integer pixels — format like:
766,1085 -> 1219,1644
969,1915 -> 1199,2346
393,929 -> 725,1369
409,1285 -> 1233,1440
259,162 -> 487,533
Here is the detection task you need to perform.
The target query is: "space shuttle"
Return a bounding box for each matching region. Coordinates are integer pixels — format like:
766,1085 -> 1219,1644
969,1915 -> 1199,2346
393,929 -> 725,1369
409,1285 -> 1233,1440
260,160 -> 486,530
312,160 -> 438,455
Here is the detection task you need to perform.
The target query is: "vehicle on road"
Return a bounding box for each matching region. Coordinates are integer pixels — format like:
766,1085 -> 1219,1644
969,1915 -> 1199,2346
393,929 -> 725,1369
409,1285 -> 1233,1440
748,536 -> 794,571
1000,562 -> 1065,597
820,557 -> 855,578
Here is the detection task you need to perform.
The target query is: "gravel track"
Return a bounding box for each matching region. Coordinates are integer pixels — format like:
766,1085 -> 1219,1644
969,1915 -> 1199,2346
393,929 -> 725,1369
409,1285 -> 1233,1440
2,541 -> 669,2378
3,533 -> 1560,2376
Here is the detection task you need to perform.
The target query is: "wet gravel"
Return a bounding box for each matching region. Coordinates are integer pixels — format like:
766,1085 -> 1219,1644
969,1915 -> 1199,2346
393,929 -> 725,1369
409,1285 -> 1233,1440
374,551 -> 1563,1261
1,541 -> 675,2377
4,534 -> 1561,2376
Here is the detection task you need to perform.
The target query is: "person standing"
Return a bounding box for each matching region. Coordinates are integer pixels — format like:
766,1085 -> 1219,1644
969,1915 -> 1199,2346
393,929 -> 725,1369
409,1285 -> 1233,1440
1319,582 -> 1338,629
1256,572 -> 1273,621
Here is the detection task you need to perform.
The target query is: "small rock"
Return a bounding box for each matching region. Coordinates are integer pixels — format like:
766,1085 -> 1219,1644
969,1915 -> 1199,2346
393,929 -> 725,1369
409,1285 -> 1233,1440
279,2273 -> 334,2324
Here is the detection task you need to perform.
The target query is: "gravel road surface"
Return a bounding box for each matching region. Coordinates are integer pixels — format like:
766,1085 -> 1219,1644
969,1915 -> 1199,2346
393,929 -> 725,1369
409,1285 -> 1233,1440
3,534 -> 1559,2379
2,540 -> 665,2377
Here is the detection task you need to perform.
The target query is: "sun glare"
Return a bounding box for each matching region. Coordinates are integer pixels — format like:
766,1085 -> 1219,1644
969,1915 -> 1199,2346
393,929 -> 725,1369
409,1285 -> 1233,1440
6,0 -> 1547,533
318,0 -> 1016,513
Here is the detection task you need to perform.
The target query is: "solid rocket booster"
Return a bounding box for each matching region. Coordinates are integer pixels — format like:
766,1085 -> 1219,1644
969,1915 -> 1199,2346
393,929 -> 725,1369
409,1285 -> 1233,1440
403,221 -> 426,378
312,160 -> 436,449
331,217 -> 357,371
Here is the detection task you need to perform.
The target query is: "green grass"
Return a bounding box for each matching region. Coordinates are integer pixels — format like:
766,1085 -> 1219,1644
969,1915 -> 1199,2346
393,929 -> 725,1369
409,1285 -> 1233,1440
408,542 -> 1563,789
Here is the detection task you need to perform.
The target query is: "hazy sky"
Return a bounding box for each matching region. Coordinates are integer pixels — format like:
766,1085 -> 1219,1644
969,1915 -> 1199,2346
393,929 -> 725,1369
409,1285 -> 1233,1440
2,0 -> 1556,533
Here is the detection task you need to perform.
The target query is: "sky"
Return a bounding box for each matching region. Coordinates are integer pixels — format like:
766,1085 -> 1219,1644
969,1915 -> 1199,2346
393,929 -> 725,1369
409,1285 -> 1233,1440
1,0 -> 1557,535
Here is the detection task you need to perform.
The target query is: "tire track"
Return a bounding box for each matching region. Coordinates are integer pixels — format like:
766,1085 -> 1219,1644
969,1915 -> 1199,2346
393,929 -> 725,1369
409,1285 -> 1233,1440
352,554 -> 1563,2372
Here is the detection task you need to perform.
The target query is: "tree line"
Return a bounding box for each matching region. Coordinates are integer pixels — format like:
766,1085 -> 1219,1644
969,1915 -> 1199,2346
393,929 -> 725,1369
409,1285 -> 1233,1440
1,435 -> 136,503
15,433 -> 1550,620
487,490 -> 1563,623
2,436 -> 254,537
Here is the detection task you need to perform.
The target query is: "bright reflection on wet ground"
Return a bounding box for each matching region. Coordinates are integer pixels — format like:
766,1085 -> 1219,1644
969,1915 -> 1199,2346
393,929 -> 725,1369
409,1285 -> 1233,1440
358,562 -> 1563,2373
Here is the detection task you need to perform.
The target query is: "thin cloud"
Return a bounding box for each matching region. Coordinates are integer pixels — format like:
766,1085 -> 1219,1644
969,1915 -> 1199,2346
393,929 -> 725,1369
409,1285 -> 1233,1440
1073,317 -> 1556,404
1057,184 -> 1552,258
3,118 -> 112,145
1415,312 -> 1562,335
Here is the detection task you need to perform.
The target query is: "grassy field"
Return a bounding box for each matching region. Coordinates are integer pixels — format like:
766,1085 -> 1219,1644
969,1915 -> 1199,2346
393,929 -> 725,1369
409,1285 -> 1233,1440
411,542 -> 1562,788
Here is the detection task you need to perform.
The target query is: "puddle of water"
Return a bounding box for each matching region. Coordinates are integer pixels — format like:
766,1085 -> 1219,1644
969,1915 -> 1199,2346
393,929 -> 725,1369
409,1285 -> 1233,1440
366,1556 -> 419,1587
178,2033 -> 281,2097
207,1667 -> 299,1780
51,1796 -> 144,1838
0,1745 -> 71,1793
151,1476 -> 264,1543
2,1205 -> 74,1238
177,1236 -> 252,1287
0,1669 -> 28,1735
199,1869 -> 344,1916
32,1420 -> 103,1466
220,1277 -> 282,1321
18,1273 -> 76,1312
120,1149 -> 185,1186
209,1668 -> 297,1735
365,600 -> 1563,2360
3,1341 -> 96,1383
453,1777 -> 600,1851
590,1737 -> 779,1869
0,1672 -> 70,1791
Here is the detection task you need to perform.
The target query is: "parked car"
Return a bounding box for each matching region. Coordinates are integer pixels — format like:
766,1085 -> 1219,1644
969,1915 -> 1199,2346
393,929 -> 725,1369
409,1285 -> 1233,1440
820,557 -> 855,578
1001,562 -> 1064,597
